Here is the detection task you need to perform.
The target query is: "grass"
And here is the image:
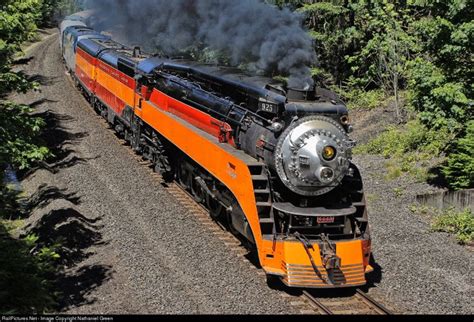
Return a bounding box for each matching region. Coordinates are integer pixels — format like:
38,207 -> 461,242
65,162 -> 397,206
410,205 -> 474,245
431,208 -> 473,245
0,218 -> 24,236
409,204 -> 432,216
356,119 -> 454,182
393,187 -> 404,198
333,87 -> 387,110
365,193 -> 379,204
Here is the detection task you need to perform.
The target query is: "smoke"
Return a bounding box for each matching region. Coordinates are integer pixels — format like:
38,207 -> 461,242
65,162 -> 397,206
85,0 -> 316,88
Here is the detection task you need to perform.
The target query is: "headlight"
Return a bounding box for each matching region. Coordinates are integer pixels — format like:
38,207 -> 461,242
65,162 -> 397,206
318,167 -> 335,183
322,146 -> 336,161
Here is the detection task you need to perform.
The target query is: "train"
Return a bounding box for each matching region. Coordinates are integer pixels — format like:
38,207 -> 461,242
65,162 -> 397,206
60,11 -> 373,288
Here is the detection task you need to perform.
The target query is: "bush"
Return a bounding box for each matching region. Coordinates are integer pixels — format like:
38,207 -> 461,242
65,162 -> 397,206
334,87 -> 385,110
408,58 -> 470,131
357,119 -> 454,158
0,225 -> 58,314
356,119 -> 456,181
442,121 -> 474,190
431,208 -> 474,245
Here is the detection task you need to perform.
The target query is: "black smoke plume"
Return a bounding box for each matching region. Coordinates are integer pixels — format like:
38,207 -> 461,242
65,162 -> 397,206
85,0 -> 316,89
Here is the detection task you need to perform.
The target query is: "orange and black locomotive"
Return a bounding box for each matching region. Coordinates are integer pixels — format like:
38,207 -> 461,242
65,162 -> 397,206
60,12 -> 373,288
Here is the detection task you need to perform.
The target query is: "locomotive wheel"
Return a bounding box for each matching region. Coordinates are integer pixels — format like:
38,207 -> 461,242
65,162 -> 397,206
177,163 -> 192,191
153,156 -> 175,182
131,134 -> 140,154
161,170 -> 175,183
226,207 -> 241,237
206,194 -> 223,219
191,177 -> 205,204
124,129 -> 132,146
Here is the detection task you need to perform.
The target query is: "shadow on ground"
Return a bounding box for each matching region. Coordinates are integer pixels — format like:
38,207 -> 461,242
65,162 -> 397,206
2,103 -> 111,313
3,204 -> 113,313
23,208 -> 106,266
56,264 -> 113,310
26,184 -> 81,212
19,110 -> 96,179
28,74 -> 60,86
21,206 -> 112,311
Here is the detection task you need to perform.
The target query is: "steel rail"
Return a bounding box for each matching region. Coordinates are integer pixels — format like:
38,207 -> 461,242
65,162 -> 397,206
302,290 -> 333,314
355,289 -> 392,315
302,289 -> 392,315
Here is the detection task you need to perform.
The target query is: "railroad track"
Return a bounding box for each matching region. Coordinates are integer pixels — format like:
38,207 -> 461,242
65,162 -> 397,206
302,289 -> 392,315
77,85 -> 392,315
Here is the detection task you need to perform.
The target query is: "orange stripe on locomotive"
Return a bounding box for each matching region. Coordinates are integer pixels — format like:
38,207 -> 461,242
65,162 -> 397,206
75,47 -> 96,92
94,60 -> 135,115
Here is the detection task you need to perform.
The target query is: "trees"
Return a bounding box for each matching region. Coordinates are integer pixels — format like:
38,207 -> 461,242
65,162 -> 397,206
408,1 -> 473,189
283,0 -> 472,189
442,121 -> 474,190
1,1 -> 79,176
0,0 -> 50,184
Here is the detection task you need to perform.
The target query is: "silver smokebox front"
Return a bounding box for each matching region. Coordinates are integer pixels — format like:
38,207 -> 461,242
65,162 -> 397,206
274,115 -> 354,196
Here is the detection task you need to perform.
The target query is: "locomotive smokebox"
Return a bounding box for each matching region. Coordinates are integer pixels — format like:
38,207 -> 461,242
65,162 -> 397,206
287,86 -> 316,101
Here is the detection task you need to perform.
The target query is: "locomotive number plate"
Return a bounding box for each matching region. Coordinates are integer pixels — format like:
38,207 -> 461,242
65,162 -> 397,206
258,102 -> 277,114
317,216 -> 335,224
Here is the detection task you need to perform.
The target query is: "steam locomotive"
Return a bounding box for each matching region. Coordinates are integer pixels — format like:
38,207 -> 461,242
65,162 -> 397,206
60,12 -> 373,288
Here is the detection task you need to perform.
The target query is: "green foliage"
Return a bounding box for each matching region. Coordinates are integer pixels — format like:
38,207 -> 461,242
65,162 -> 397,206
403,2 -> 472,188
442,121 -> 474,190
357,120 -> 454,158
189,47 -> 231,66
431,208 -> 474,245
409,204 -> 432,216
0,0 -> 42,62
0,225 -> 59,314
393,187 -> 404,198
334,87 -> 385,109
295,1 -> 419,93
408,57 -> 470,131
39,0 -> 84,26
0,0 -> 52,172
357,119 -> 455,181
0,102 -> 50,170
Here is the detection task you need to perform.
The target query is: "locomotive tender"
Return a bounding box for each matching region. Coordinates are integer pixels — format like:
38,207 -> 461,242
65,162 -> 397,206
61,12 -> 373,288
